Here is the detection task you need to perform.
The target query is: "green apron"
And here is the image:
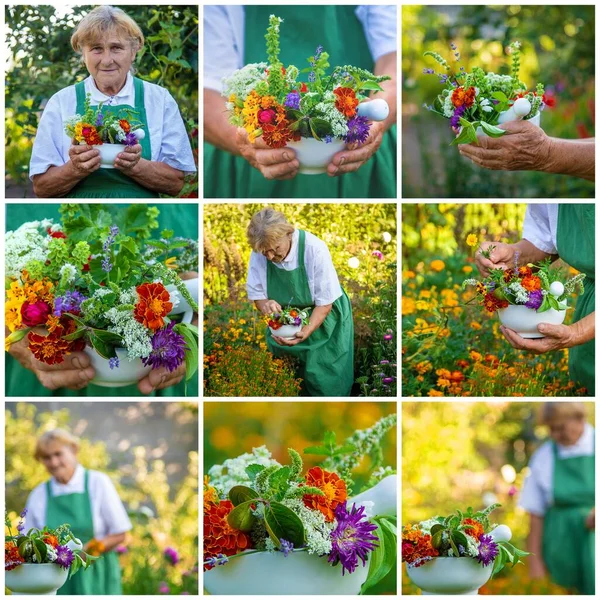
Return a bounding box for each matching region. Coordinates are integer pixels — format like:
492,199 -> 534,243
5,203 -> 198,397
265,229 -> 354,396
542,439 -> 595,594
66,78 -> 159,198
556,204 -> 595,394
46,470 -> 122,594
204,5 -> 396,198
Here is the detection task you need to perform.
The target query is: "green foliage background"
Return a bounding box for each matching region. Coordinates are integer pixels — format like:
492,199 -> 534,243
5,403 -> 199,595
402,5 -> 595,198
5,5 -> 198,197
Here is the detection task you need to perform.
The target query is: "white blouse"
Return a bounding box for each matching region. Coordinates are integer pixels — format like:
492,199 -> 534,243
29,73 -> 197,180
247,229 -> 343,307
24,464 -> 132,539
518,423 -> 595,516
522,204 -> 559,254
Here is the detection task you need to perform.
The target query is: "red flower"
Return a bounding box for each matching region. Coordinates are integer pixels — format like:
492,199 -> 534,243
451,86 -> 476,108
21,300 -> 52,326
5,543 -> 24,571
262,120 -> 293,149
302,466 -> 347,522
27,318 -> 84,365
47,228 -> 67,239
483,292 -> 508,313
258,109 -> 277,125
134,282 -> 173,330
300,82 -> 308,93
542,94 -> 556,108
333,87 -> 359,118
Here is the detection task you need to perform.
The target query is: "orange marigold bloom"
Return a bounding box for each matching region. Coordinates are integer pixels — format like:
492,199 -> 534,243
518,266 -> 533,278
134,282 -> 173,330
462,518 -> 484,541
451,86 -> 476,108
448,370 -> 465,383
5,542 -> 24,571
483,292 -> 508,313
302,466 -> 347,522
262,120 -> 293,149
402,527 -> 439,566
456,359 -> 470,369
521,276 -> 541,292
43,534 -> 59,548
204,500 -> 252,570
484,354 -> 500,366
119,119 -> 131,133
333,87 -> 359,118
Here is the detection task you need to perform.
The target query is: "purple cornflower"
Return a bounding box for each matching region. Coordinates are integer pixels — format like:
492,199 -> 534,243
422,68 -> 435,75
54,290 -> 86,317
383,377 -> 395,384
450,105 -> 466,128
279,539 -> 294,557
525,289 -> 544,310
328,502 -> 378,575
101,256 -> 113,273
55,545 -> 75,569
109,357 -> 120,370
284,91 -> 300,110
477,534 -> 499,567
345,116 -> 370,145
142,322 -> 187,372
124,132 -> 137,146
324,134 -> 333,143
164,546 -> 179,565
293,317 -> 302,326
95,112 -> 104,127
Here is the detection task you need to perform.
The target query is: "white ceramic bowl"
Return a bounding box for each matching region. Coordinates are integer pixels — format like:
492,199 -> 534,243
286,138 -> 346,175
406,557 -> 493,595
476,111 -> 541,137
269,323 -> 302,340
6,563 -> 69,595
497,303 -> 566,338
204,550 -> 368,595
86,346 -> 152,387
97,143 -> 126,168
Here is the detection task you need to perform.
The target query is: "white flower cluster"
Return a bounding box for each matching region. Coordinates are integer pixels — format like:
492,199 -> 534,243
314,101 -> 348,138
104,307 -> 152,360
479,98 -> 493,113
5,221 -> 52,278
208,446 -> 281,498
46,544 -> 58,562
441,90 -> 454,118
221,62 -> 268,102
59,263 -> 78,284
119,286 -> 138,305
508,281 -> 529,304
281,498 -> 334,555
417,517 -> 442,535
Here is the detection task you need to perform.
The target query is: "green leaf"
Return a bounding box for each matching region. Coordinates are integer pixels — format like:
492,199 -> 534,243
264,501 -> 305,548
303,445 -> 330,455
69,554 -> 83,579
431,530 -> 443,549
88,331 -> 117,360
360,517 -> 396,593
245,464 -> 265,481
359,80 -> 384,92
491,91 -> 508,103
450,120 -> 478,146
176,59 -> 192,69
480,121 -> 506,138
227,500 -> 257,532
430,524 -> 444,536
452,530 -> 468,549
34,538 -> 48,562
229,485 -> 259,506
174,323 -> 198,381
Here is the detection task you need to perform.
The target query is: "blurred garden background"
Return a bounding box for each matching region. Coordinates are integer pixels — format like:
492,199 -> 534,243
204,401 -> 397,593
402,401 -> 594,594
5,5 -> 198,198
402,5 -> 594,198
402,203 -> 591,397
204,204 -> 397,397
6,402 -> 198,595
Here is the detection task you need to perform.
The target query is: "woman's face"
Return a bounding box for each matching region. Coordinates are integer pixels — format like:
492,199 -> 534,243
82,33 -> 136,93
262,234 -> 292,263
39,440 -> 78,483
548,416 -> 586,446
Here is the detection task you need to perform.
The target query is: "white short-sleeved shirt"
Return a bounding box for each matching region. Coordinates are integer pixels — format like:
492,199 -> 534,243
24,464 -> 132,540
29,73 -> 197,180
246,229 -> 343,307
518,423 -> 595,517
522,204 -> 559,254
203,5 -> 397,93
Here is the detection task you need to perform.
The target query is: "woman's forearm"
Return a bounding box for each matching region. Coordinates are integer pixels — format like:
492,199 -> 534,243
543,138 -> 595,181
204,88 -> 240,155
32,162 -> 88,197
126,159 -> 185,196
569,311 -> 595,347
90,532 -> 126,554
305,304 -> 332,335
373,52 -> 397,132
514,239 -> 556,265
527,514 -> 544,556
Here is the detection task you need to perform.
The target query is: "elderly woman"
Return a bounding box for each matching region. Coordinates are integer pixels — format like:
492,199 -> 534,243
246,208 -> 354,396
475,204 -> 594,395
29,5 -> 196,198
518,403 -> 594,594
25,429 -> 132,594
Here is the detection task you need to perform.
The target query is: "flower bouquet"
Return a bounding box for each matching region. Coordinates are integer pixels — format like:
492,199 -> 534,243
222,15 -> 391,174
463,253 -> 586,338
403,504 -> 529,595
5,509 -> 97,595
267,306 -> 310,339
423,41 -> 548,145
204,415 -> 397,595
64,93 -> 146,168
5,204 -> 199,388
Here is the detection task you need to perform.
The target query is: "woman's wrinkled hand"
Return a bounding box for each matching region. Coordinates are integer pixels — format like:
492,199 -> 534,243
500,323 -> 575,354
114,144 -> 142,172
69,141 -> 101,175
138,363 -> 186,395
237,128 -> 299,180
272,328 -> 311,347
259,300 -> 283,315
327,121 -> 385,177
474,242 -> 516,277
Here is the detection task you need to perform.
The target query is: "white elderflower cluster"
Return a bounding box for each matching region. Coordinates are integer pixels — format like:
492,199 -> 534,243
281,498 -> 334,555
441,90 -> 454,118
119,286 -> 138,305
221,62 -> 268,102
46,544 -> 58,562
314,102 -> 348,138
5,221 -> 51,278
104,307 -> 152,360
464,533 -> 479,557
208,446 -> 281,498
59,263 -> 77,284
508,281 -> 529,304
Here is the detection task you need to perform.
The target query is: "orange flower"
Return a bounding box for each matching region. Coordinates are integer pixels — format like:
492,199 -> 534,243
484,354 -> 500,367
402,526 -> 439,566
43,534 -> 59,548
289,310 -> 298,317
456,359 -> 470,369
462,518 -> 484,541
448,370 -> 465,383
203,500 -> 252,570
430,259 -> 445,272
302,466 -> 347,522
518,266 -> 533,278
521,276 -> 541,291
28,325 -> 71,365
5,542 -> 24,570
134,282 -> 173,330
333,87 -> 359,118
261,119 -> 293,148
451,86 -> 476,108
119,119 -> 131,133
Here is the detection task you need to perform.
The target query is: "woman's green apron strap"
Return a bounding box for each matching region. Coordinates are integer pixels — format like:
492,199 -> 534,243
266,229 -> 354,396
542,441 -> 595,594
556,204 -> 595,394
67,78 -> 159,198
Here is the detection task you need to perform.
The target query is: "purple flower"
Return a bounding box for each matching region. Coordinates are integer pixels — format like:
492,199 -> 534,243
164,546 -> 179,565
115,544 -> 128,554
101,256 -> 113,273
279,539 -> 294,557
383,377 -> 395,384
450,104 -> 466,128
142,322 -> 187,372
206,556 -> 217,568
324,134 -> 333,143
450,42 -> 457,50
328,502 -> 378,575
477,534 -> 499,567
124,132 -> 137,146
422,68 -> 435,75
308,71 -> 316,83
508,485 -> 518,497
372,250 -> 384,260
284,91 -> 300,110
216,554 -> 228,566
383,333 -> 393,341
109,357 -> 120,370
379,359 -> 390,365
293,317 -> 302,326
103,225 -> 119,251
345,116 -> 370,145
439,74 -> 449,84
54,290 -> 86,317
95,112 -> 104,127
158,582 -> 170,594
55,545 -> 75,569
525,289 -> 544,310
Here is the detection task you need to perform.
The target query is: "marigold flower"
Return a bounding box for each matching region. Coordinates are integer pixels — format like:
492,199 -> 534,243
451,86 -> 476,108
134,282 -> 173,331
483,292 -> 508,313
427,389 -> 444,397
303,466 -> 347,522
470,350 -> 483,361
466,233 -> 478,247
518,266 -> 533,278
402,526 -> 439,566
456,359 -> 470,368
430,259 -> 445,272
261,119 -> 293,148
463,518 -> 484,541
333,87 -> 359,118
5,542 -> 24,570
521,276 -> 541,292
43,534 -> 60,548
119,119 -> 131,133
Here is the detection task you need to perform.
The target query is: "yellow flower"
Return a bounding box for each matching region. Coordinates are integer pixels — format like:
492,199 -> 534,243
427,389 -> 444,397
430,259 -> 445,272
239,319 -> 247,325
470,321 -> 482,331
466,233 -> 478,247
462,265 -> 473,274
402,297 -> 416,315
164,256 -> 178,269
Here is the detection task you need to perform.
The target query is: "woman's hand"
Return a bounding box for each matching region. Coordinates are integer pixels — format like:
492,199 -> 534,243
114,144 -> 142,172
68,142 -> 101,175
327,121 -> 385,177
500,323 -> 575,354
474,242 -> 516,277
255,299 -> 283,316
137,363 -> 186,395
272,328 -> 312,347
585,507 -> 595,530
237,128 -> 300,180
